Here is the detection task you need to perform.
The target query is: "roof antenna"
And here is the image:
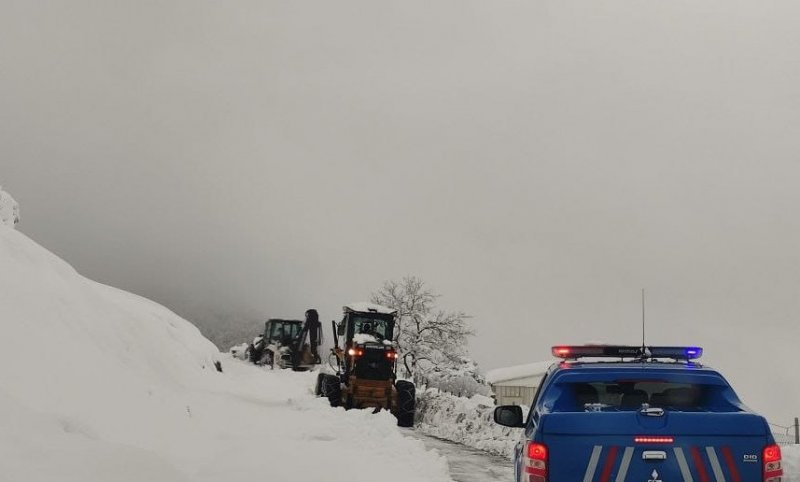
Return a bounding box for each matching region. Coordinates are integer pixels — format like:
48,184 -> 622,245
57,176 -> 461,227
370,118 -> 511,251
641,288 -> 651,359
641,288 -> 645,347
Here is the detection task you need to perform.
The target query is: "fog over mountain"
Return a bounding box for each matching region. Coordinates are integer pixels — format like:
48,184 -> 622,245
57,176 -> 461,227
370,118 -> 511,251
3,1 -> 800,422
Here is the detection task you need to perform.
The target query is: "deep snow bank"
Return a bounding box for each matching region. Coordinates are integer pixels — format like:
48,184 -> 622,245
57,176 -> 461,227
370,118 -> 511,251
416,388 -> 521,458
0,186 -> 19,227
0,225 -> 223,479
0,225 -> 452,482
785,445 -> 800,482
0,226 -> 222,436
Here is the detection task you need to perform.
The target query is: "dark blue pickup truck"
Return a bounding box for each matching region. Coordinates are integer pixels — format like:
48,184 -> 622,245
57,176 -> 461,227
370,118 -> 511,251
494,345 -> 783,482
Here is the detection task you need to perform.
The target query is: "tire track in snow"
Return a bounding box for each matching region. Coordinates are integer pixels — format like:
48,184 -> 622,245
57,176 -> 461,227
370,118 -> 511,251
405,431 -> 514,482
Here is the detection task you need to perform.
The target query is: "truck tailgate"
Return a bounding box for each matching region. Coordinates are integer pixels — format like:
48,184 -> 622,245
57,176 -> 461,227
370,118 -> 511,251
541,412 -> 769,481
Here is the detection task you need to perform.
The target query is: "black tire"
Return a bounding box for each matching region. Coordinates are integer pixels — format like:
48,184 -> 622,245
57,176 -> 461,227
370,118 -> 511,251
395,380 -> 416,427
315,373 -> 325,396
323,375 -> 341,407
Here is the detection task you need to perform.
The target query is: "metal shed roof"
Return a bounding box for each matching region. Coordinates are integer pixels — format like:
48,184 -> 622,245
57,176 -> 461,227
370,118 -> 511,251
485,361 -> 553,385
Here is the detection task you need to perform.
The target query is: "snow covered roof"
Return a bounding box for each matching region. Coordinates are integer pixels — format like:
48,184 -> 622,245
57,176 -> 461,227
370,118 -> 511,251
352,333 -> 394,345
485,361 -> 554,385
344,302 -> 396,315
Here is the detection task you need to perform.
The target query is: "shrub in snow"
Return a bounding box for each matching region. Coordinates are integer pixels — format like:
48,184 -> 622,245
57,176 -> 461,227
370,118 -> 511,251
423,358 -> 490,398
0,185 -> 20,227
415,387 -> 524,459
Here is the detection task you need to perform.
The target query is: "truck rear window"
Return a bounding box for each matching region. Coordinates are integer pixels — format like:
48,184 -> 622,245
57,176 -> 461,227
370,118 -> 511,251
555,381 -> 737,412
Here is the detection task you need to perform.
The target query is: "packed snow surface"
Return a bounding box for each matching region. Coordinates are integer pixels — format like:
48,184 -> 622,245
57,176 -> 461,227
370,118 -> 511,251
345,301 -> 396,315
0,186 -> 20,227
0,225 -> 451,482
484,361 -> 552,384
410,433 -> 514,482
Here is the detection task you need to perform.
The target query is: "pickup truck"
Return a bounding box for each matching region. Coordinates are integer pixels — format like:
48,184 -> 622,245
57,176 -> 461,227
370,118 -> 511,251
494,345 -> 783,482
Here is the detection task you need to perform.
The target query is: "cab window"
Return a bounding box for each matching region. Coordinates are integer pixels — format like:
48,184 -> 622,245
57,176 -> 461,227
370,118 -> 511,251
553,381 -> 737,412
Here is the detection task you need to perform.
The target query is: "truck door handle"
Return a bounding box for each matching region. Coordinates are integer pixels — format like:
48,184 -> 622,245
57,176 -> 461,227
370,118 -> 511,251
642,451 -> 667,461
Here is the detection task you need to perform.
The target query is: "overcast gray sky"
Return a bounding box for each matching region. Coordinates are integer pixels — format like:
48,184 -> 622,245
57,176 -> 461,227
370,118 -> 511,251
2,1 -> 800,421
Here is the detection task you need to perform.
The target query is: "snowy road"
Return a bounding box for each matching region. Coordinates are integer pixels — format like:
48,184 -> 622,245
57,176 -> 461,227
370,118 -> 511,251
407,431 -> 514,482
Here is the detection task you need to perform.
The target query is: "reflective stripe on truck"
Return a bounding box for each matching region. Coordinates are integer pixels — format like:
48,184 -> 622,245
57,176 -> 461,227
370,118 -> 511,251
579,446 -> 747,482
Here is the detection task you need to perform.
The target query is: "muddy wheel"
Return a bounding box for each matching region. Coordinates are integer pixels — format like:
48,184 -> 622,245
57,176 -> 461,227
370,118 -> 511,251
323,375 -> 341,407
395,380 -> 416,427
315,373 -> 325,396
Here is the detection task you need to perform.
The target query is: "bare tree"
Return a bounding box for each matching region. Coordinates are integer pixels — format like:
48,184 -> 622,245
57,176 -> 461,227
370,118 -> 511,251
371,276 -> 473,384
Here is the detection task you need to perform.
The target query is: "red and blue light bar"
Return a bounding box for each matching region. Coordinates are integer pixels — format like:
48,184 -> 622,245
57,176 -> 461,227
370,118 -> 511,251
551,345 -> 703,361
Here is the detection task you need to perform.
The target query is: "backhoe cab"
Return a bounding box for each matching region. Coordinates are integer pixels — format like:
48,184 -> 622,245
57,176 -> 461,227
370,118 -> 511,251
247,318 -> 321,371
315,303 -> 416,427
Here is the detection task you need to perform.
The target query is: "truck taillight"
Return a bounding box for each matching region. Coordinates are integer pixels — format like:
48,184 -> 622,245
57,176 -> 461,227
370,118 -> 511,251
523,442 -> 548,482
763,444 -> 783,482
385,350 -> 398,360
347,348 -> 364,357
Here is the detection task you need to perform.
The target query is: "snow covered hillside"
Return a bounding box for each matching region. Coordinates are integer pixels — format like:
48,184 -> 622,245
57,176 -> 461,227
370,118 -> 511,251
0,224 -> 451,482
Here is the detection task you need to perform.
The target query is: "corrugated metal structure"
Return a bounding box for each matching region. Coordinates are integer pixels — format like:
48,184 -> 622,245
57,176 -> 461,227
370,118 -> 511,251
485,361 -> 552,407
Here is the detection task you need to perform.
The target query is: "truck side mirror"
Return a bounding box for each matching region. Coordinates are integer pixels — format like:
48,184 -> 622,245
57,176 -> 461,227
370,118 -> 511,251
337,321 -> 346,337
494,405 -> 524,428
